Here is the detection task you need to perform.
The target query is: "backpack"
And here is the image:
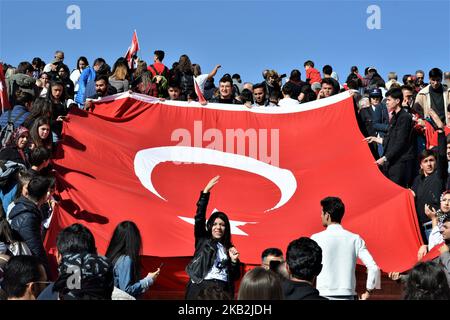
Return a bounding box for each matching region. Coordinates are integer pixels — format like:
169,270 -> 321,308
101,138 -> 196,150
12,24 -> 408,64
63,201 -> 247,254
0,109 -> 27,148
0,160 -> 26,190
148,64 -> 170,79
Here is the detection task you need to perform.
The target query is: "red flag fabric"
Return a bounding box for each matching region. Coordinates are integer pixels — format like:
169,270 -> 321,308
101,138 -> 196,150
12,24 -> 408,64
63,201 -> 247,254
423,120 -> 450,149
47,91 -> 424,296
420,242 -> 445,262
193,76 -> 207,104
124,30 -> 140,69
0,63 -> 11,112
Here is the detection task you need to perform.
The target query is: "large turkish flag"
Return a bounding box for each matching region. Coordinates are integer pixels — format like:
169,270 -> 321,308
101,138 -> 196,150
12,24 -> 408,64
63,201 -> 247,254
46,91 -> 424,297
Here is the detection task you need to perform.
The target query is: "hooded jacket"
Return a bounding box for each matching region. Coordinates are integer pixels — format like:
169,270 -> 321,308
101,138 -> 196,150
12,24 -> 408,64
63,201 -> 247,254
9,195 -> 48,272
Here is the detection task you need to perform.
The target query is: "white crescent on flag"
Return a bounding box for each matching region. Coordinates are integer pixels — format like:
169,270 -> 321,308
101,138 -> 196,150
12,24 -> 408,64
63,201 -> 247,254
134,146 -> 298,212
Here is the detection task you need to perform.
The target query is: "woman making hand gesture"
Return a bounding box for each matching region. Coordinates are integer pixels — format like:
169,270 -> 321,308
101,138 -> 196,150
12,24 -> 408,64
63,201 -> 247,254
185,176 -> 241,300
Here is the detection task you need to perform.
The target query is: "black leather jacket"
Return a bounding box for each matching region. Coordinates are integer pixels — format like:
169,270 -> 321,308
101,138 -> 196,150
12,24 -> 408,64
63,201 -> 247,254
185,192 -> 241,285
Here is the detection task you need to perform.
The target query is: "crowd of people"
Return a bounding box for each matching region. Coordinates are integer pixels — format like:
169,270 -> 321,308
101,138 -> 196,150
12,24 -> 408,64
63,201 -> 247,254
0,49 -> 449,300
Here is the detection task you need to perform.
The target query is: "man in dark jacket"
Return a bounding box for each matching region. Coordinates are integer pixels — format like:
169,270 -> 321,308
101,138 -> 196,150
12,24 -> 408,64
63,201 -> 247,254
209,76 -> 242,104
412,110 -> 448,243
366,88 -> 414,187
282,237 -> 327,300
359,89 -> 383,159
9,175 -> 51,275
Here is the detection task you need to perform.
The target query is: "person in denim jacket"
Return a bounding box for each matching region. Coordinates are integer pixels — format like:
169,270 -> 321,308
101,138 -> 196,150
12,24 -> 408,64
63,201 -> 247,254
105,221 -> 160,298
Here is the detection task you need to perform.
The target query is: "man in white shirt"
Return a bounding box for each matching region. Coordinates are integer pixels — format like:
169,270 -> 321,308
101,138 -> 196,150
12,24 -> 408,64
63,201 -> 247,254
311,196 -> 381,300
278,84 -> 300,107
43,50 -> 64,72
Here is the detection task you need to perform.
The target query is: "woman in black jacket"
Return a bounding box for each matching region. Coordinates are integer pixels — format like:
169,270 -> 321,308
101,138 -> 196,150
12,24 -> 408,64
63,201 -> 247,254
185,176 -> 241,300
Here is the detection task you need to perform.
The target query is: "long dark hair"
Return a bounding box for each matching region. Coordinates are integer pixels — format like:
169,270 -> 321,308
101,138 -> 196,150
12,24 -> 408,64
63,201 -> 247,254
47,80 -> 67,103
206,211 -> 232,249
23,97 -> 53,129
404,261 -> 450,300
176,54 -> 193,74
105,221 -> 142,282
76,56 -> 89,71
237,267 -> 284,300
29,116 -> 52,149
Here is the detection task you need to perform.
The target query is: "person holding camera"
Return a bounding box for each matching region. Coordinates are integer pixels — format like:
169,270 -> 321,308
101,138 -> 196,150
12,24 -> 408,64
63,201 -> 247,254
263,70 -> 283,101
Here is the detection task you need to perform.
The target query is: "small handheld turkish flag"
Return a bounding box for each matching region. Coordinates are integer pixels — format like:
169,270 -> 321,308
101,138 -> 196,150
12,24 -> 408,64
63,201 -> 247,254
124,30 -> 140,70
0,63 -> 11,113
193,76 -> 207,104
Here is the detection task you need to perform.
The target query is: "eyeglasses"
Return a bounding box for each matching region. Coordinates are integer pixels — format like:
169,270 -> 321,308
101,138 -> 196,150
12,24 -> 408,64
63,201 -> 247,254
417,77 -> 424,80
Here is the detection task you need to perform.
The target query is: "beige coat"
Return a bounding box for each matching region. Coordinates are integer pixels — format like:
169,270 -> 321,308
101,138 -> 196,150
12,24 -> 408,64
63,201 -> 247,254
414,84 -> 450,123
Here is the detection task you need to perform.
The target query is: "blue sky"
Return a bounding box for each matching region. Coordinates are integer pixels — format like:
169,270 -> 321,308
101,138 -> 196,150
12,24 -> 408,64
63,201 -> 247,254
0,0 -> 449,84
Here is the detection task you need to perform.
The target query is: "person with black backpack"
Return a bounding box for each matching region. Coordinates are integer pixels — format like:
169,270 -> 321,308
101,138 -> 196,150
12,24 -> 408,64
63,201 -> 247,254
0,89 -> 33,149
145,50 -> 170,98
147,50 -> 170,80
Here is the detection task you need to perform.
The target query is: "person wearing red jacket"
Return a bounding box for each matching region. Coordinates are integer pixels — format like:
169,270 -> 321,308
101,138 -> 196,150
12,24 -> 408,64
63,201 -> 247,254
304,60 -> 322,85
